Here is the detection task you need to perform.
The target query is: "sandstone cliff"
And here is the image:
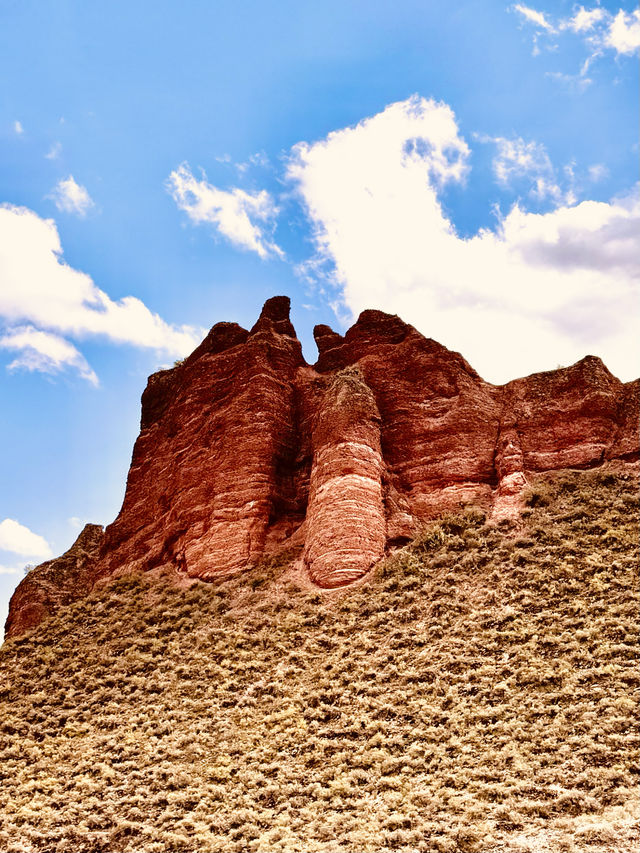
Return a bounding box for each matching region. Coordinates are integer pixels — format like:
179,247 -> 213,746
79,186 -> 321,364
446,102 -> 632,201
5,296 -> 638,638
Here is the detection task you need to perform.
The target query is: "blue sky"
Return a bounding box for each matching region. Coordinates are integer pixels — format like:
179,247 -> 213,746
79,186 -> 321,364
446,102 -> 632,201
1,0 -> 638,631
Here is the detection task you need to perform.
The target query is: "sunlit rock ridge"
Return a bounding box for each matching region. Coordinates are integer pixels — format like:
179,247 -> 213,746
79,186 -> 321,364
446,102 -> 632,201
6,296 -> 638,638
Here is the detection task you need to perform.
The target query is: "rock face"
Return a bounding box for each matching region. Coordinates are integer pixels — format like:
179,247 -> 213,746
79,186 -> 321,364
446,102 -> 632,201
6,297 -> 639,638
96,296 -> 305,585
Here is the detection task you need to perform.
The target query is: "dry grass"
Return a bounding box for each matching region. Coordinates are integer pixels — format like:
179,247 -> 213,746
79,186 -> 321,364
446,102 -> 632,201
0,468 -> 638,852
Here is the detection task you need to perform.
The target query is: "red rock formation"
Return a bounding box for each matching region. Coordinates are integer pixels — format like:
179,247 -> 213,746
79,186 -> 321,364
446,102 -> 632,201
96,296 -> 305,583
4,524 -> 104,639
6,297 -> 638,638
305,367 -> 386,588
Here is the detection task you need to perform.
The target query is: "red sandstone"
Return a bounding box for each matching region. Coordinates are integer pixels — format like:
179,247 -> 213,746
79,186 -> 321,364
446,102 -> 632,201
5,296 -> 639,638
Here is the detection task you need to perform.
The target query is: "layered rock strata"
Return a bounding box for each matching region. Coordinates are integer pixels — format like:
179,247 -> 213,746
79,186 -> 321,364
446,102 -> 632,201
304,367 -> 386,588
6,296 -> 639,638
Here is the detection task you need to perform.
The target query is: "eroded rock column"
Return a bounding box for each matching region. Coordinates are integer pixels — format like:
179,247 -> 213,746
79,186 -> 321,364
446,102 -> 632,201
304,368 -> 386,587
491,427 -> 528,522
95,296 -> 305,583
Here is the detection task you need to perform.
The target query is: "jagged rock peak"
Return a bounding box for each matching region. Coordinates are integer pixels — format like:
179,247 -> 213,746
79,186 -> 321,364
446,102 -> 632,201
186,322 -> 250,363
313,323 -> 344,353
349,308 -> 410,341
250,295 -> 297,338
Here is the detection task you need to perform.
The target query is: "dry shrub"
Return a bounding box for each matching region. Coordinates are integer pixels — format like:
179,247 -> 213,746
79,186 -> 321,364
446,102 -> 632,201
0,468 -> 637,852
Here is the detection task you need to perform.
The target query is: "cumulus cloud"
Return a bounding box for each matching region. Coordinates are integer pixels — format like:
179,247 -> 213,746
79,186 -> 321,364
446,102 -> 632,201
13,120 -> 24,135
167,163 -> 283,259
288,96 -> 469,300
49,175 -> 95,217
0,204 -> 202,382
0,519 -> 52,559
287,96 -> 640,383
605,9 -> 640,54
0,326 -> 99,386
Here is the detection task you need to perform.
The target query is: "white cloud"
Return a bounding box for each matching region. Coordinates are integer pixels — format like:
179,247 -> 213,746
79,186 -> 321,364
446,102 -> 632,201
287,97 -> 640,383
288,96 -> 469,303
167,163 -> 283,259
0,565 -> 21,575
516,5 -> 640,66
605,9 -> 640,54
513,4 -> 556,32
483,135 -> 567,202
0,204 -> 202,381
49,175 -> 95,217
0,519 -> 52,559
13,120 -> 24,135
45,142 -> 62,160
491,137 -> 552,184
0,326 -> 99,386
482,134 -> 592,205
566,6 -> 606,33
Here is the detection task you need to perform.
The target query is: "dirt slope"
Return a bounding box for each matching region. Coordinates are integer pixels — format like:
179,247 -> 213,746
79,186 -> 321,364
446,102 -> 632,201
0,467 -> 637,852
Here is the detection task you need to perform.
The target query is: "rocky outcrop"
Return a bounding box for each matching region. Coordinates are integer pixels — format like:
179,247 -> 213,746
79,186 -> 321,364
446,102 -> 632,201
6,297 -> 638,638
4,524 -> 104,638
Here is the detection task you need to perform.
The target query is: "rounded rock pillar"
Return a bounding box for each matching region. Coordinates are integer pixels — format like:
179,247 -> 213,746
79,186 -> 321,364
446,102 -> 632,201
304,368 -> 386,587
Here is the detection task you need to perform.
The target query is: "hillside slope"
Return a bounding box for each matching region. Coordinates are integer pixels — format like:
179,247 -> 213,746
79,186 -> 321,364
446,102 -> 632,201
0,467 -> 638,852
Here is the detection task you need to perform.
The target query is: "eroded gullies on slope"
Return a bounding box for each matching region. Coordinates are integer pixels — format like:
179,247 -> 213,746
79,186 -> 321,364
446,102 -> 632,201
5,296 -> 639,637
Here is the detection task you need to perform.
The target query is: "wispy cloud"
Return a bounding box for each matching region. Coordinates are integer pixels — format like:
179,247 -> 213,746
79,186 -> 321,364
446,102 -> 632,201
487,135 -> 560,198
13,120 -> 24,135
167,163 -> 283,259
544,70 -> 593,92
0,518 -> 52,559
476,134 -> 593,205
588,164 -> 609,183
48,175 -> 95,217
0,326 -> 99,386
513,4 -> 556,33
565,6 -> 606,33
0,204 -> 202,383
513,5 -> 640,70
286,96 -> 640,383
45,142 -> 62,160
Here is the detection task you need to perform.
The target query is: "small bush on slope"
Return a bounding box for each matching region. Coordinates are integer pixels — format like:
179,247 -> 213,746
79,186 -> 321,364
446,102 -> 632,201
0,468 -> 637,853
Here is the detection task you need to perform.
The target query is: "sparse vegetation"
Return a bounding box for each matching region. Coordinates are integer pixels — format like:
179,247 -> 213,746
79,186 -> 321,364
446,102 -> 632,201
0,468 -> 637,852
